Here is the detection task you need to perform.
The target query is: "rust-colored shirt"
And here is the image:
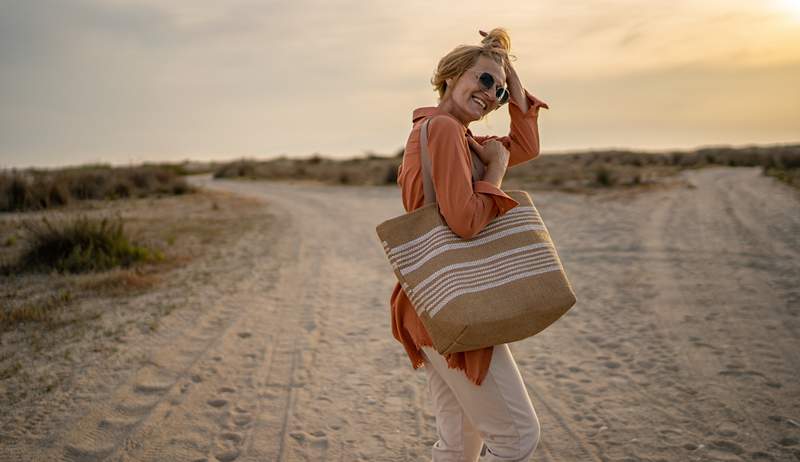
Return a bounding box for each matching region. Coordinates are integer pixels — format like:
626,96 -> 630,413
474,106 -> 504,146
390,89 -> 549,385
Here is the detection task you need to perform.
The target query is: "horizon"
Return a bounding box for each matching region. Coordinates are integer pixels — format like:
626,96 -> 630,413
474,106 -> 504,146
5,139 -> 798,172
2,0 -> 799,169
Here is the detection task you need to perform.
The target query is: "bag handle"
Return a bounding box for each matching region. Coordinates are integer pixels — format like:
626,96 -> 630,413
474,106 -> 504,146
419,117 -> 486,206
419,119 -> 436,205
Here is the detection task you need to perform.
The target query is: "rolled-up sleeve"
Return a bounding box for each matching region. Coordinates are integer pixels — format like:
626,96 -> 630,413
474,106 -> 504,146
475,89 -> 548,167
473,180 -> 518,214
427,115 -> 519,239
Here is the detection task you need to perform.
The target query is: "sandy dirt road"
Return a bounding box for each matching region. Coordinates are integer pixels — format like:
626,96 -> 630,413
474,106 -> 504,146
2,166 -> 799,461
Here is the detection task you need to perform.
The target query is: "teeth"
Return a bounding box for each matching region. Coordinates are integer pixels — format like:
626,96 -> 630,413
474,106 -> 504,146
472,97 -> 486,109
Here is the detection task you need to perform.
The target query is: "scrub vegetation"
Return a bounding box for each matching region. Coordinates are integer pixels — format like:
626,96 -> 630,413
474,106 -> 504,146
211,144 -> 800,192
11,215 -> 161,274
0,164 -> 195,212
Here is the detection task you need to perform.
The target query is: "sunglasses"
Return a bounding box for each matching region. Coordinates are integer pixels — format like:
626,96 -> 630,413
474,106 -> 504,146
476,72 -> 509,105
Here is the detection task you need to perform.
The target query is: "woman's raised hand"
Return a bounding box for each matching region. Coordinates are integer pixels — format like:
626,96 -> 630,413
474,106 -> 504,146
468,137 -> 509,168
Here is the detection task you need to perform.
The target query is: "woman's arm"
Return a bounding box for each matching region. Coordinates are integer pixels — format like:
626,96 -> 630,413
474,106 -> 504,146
426,116 -> 518,239
473,62 -> 549,167
505,61 -> 529,113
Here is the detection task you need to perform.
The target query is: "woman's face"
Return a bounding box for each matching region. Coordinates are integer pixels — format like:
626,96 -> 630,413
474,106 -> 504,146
441,55 -> 506,126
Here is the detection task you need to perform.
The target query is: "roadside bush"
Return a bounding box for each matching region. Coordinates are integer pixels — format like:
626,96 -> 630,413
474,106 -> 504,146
594,166 -> 617,187
213,160 -> 258,179
207,144 -> 800,190
384,165 -> 399,184
764,167 -> 800,189
14,215 -> 162,273
0,166 -> 194,212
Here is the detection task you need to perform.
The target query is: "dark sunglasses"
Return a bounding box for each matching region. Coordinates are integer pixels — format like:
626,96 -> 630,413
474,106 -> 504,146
476,72 -> 509,105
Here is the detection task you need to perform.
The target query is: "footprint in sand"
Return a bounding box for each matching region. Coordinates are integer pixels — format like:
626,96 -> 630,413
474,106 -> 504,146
778,437 -> 798,447
749,450 -> 778,460
133,381 -> 172,395
219,432 -> 243,444
232,414 -> 252,427
207,399 -> 228,408
709,439 -> 745,455
213,449 -> 239,462
289,430 -> 329,449
64,445 -> 115,461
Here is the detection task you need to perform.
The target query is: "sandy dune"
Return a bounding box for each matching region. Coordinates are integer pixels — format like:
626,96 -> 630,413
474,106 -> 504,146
2,166 -> 799,461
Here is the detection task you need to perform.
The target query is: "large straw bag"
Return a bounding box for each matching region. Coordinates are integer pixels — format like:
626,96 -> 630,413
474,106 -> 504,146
376,118 -> 577,355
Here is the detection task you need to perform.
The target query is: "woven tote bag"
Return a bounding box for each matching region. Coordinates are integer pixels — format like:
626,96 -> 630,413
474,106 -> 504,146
376,118 -> 577,355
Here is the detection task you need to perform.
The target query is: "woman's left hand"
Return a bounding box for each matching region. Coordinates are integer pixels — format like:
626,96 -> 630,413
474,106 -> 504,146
502,60 -> 527,112
479,29 -> 528,111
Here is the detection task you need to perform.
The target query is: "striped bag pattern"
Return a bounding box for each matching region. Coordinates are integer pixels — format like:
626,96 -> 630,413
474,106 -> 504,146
377,190 -> 576,354
376,118 -> 577,355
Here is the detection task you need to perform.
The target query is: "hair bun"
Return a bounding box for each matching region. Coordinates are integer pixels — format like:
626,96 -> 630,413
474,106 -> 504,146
479,28 -> 511,53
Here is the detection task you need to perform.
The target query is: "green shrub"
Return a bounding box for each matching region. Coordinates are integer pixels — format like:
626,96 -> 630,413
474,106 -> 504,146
384,165 -> 398,184
15,215 -> 162,273
4,174 -> 35,211
595,165 -> 617,187
764,167 -> 800,189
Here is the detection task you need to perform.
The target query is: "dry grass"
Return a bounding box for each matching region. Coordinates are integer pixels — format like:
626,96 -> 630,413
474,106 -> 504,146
8,215 -> 162,275
0,164 -> 195,212
0,189 -> 266,335
764,167 -> 800,189
212,143 -> 800,192
213,153 -> 403,186
0,290 -> 74,331
76,268 -> 161,294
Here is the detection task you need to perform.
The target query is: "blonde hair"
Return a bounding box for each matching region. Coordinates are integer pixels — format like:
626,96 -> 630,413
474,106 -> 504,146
432,28 -> 512,100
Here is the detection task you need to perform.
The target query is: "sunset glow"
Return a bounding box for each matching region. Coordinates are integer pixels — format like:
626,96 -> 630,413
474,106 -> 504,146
0,0 -> 798,168
776,0 -> 800,17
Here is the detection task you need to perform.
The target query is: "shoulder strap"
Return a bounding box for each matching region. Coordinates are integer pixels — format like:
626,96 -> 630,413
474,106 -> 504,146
419,117 -> 486,206
419,118 -> 436,205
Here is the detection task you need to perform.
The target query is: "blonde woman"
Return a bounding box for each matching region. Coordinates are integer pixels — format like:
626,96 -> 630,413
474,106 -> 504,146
389,28 -> 549,461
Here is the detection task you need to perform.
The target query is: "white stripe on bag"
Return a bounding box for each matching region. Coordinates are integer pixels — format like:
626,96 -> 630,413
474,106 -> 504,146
414,243 -> 553,293
414,251 -> 557,308
424,258 -> 559,311
388,206 -> 539,256
390,214 -> 544,267
398,224 -> 547,276
427,264 -> 564,317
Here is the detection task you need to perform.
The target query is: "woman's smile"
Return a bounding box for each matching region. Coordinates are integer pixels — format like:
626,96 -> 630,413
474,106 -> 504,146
471,95 -> 488,112
439,55 -> 505,126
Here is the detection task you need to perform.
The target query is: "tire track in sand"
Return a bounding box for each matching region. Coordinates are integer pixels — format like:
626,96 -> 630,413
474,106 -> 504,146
37,214 -> 293,461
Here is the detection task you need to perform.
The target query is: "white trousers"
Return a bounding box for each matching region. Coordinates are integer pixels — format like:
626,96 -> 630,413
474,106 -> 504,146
421,345 -> 540,462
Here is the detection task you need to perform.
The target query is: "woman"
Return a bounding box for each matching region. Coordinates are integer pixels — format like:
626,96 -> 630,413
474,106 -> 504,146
390,28 -> 549,461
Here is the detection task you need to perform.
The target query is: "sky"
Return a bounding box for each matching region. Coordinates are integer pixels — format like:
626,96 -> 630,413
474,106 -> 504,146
1,0 -> 799,169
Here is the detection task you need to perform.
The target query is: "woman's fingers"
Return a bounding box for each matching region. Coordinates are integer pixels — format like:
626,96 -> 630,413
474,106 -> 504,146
504,59 -> 515,74
467,137 -> 484,153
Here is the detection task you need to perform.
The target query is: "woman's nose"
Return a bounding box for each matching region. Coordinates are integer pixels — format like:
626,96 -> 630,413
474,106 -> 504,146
482,87 -> 497,102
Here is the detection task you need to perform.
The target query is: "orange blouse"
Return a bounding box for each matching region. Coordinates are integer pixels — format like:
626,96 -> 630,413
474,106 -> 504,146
390,89 -> 549,385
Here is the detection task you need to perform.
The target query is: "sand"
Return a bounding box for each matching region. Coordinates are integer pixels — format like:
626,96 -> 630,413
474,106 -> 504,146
1,165 -> 799,461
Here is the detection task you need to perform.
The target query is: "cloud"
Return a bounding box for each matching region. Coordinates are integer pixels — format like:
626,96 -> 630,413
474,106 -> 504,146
0,0 -> 798,167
